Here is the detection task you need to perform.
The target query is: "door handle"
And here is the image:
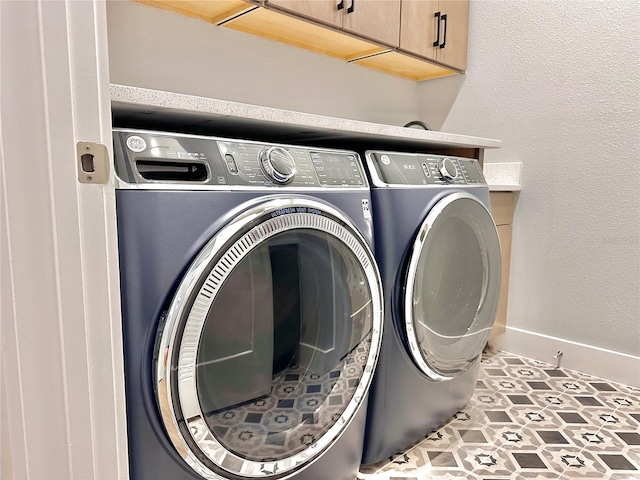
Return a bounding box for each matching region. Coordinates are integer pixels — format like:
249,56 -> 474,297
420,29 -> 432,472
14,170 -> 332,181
433,11 -> 441,47
347,0 -> 355,14
440,13 -> 447,49
337,0 -> 344,10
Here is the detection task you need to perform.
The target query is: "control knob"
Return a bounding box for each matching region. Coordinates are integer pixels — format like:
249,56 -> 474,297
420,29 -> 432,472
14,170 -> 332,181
437,158 -> 458,181
258,147 -> 296,184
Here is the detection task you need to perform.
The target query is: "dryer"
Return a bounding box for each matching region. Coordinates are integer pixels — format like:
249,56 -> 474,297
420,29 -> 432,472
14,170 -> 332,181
113,129 -> 383,479
361,151 -> 501,465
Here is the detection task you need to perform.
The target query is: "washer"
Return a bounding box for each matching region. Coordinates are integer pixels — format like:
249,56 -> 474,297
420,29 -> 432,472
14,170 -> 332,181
361,150 -> 501,465
113,129 -> 383,480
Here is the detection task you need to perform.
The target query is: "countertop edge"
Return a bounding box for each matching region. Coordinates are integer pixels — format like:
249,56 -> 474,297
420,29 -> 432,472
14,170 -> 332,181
488,185 -> 522,192
110,84 -> 502,150
484,162 -> 523,192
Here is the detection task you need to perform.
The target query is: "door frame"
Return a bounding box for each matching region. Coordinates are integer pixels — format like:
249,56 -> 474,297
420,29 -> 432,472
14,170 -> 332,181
0,1 -> 128,478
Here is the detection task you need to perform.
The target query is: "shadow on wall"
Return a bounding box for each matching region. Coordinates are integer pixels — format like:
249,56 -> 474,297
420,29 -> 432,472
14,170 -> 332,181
416,75 -> 467,132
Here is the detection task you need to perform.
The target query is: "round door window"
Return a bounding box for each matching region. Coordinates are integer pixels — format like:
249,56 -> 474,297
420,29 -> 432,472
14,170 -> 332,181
404,192 -> 501,381
155,198 -> 382,479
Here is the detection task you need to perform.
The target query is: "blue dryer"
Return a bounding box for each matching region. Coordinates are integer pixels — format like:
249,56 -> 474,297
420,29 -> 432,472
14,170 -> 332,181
361,151 -> 502,465
113,129 -> 383,480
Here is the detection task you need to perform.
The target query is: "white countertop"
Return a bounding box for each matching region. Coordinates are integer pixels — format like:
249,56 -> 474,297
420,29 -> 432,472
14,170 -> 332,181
483,162 -> 522,191
110,84 -> 501,151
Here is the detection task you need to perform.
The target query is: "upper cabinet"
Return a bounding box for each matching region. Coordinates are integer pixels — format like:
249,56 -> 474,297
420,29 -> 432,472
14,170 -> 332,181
224,2 -> 388,62
133,0 -> 469,81
266,0 -> 401,47
266,0 -> 343,29
400,0 -> 469,71
339,0 -> 401,47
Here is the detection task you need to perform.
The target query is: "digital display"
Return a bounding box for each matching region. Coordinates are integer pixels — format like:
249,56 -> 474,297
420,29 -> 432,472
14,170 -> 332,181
310,151 -> 364,186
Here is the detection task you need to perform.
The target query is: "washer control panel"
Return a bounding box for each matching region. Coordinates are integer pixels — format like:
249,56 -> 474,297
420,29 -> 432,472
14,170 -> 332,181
113,130 -> 367,188
366,151 -> 486,186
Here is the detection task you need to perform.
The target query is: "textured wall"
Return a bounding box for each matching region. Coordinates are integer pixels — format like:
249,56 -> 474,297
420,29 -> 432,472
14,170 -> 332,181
418,1 -> 640,356
106,1 -> 418,126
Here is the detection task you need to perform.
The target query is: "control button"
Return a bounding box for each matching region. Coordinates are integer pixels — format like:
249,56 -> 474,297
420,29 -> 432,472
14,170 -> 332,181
258,147 -> 296,184
380,154 -> 391,165
437,158 -> 458,181
224,154 -> 239,174
421,162 -> 431,177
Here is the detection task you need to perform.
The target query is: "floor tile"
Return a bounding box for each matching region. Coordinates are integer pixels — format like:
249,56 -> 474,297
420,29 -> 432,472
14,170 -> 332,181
544,447 -> 609,478
484,410 -> 513,423
615,432 -> 640,445
566,426 -> 626,450
557,411 -> 589,424
359,350 -> 639,480
598,453 -> 638,471
512,451 -> 547,469
535,429 -> 570,445
426,450 -> 458,467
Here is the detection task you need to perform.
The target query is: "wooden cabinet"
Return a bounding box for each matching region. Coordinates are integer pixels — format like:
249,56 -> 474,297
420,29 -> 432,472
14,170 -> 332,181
341,0 -> 401,47
266,0 -> 343,28
224,3 -> 388,62
133,0 -> 469,81
400,0 -> 469,71
488,191 -> 516,350
268,0 -> 401,47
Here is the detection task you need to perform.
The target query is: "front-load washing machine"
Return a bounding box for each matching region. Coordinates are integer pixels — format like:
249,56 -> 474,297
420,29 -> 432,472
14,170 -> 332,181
361,150 -> 501,465
113,129 -> 383,479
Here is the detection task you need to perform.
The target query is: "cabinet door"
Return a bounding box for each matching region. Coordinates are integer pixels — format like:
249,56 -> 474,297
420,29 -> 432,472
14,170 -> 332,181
400,0 -> 440,61
342,0 -> 401,47
437,0 -> 469,71
267,0 -> 343,28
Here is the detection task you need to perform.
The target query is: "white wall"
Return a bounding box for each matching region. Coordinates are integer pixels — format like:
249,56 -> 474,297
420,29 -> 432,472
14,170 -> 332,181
107,1 -> 419,126
418,1 -> 640,361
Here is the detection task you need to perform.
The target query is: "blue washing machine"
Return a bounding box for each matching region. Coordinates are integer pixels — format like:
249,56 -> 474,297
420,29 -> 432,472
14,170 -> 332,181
361,151 -> 502,465
113,129 -> 383,480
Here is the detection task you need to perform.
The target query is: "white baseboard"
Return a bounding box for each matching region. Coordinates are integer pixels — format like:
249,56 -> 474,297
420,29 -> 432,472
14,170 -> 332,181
502,327 -> 640,388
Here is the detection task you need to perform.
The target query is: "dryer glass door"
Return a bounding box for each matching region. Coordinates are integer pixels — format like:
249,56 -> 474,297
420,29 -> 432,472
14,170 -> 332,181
404,192 -> 501,381
155,198 -> 382,479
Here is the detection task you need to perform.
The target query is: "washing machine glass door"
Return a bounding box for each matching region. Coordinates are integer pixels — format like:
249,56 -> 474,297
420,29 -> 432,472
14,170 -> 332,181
404,192 -> 501,381
155,198 -> 382,479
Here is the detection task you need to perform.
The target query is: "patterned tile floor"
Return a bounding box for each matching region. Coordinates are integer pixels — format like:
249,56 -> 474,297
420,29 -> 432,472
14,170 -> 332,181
359,349 -> 640,480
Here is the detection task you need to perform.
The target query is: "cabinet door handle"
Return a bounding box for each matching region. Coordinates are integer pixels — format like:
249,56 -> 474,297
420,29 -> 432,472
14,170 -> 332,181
347,0 -> 355,14
440,13 -> 447,49
337,0 -> 344,10
433,11 -> 441,47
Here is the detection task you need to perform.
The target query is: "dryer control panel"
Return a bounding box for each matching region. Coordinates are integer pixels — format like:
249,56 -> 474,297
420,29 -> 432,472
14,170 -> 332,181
113,130 -> 367,188
365,151 -> 486,187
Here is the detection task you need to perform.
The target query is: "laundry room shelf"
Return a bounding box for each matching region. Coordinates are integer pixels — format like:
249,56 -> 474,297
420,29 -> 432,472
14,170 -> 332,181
110,84 -> 501,155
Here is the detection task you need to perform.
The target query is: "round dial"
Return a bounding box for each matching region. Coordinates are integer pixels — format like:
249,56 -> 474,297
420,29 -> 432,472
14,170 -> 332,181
259,147 -> 296,184
437,158 -> 458,181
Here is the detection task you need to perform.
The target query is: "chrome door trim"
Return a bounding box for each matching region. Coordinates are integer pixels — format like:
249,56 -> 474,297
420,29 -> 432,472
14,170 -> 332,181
155,197 -> 383,479
403,191 -> 501,382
